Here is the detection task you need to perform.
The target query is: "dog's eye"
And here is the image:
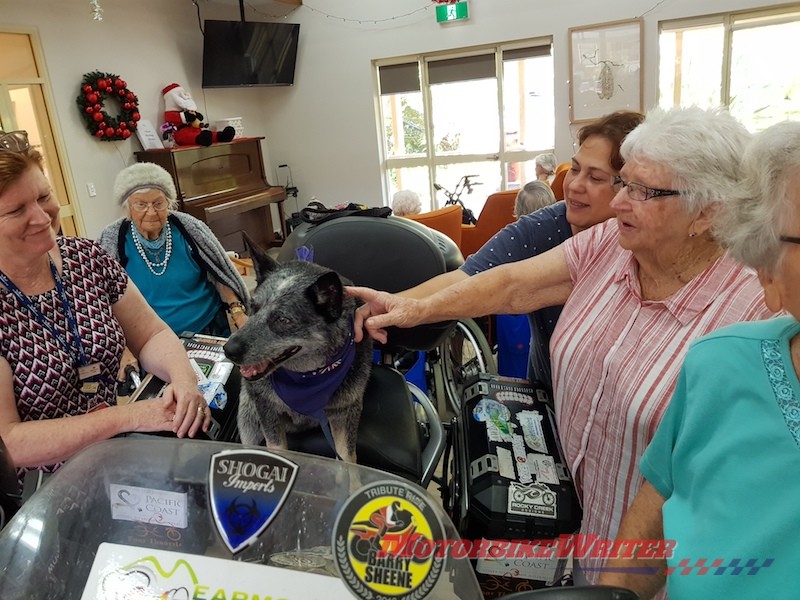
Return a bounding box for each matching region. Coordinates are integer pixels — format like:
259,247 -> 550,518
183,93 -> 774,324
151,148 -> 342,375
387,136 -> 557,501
274,315 -> 293,326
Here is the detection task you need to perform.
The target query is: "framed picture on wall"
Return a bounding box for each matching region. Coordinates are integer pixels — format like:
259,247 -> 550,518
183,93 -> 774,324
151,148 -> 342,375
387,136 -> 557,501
569,18 -> 643,123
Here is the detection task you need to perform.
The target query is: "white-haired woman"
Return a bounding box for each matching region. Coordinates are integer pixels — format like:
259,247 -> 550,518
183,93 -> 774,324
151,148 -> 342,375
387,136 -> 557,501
350,107 -> 775,586
513,180 -> 556,217
0,131 -> 209,487
391,189 -> 422,217
534,152 -> 558,182
600,120 -> 800,599
99,162 -> 249,337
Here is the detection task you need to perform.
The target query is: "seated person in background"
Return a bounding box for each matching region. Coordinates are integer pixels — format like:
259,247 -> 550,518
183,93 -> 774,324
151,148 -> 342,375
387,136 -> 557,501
361,110 -> 644,390
0,130 -> 209,485
534,151 -> 558,182
350,107 -> 774,590
513,180 -> 556,217
599,120 -> 800,599
391,189 -> 422,216
99,163 -> 249,337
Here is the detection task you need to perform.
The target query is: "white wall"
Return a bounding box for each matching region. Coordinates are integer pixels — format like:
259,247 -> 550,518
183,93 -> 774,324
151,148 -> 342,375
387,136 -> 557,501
0,0 -> 788,236
1,0 -> 276,237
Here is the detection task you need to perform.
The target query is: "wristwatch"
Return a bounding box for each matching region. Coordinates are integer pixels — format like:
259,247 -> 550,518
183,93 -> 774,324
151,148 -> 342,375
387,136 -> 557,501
226,301 -> 247,316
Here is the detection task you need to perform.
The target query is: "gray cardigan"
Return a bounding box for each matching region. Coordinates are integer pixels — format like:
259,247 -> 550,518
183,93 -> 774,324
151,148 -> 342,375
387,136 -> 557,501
98,212 -> 249,305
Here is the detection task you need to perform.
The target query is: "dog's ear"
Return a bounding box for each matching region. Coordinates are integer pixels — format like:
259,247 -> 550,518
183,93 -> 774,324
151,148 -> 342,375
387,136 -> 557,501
242,231 -> 277,286
306,271 -> 344,323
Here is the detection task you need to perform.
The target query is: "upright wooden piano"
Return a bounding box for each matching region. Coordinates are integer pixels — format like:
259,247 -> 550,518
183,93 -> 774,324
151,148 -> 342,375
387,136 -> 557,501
135,137 -> 286,255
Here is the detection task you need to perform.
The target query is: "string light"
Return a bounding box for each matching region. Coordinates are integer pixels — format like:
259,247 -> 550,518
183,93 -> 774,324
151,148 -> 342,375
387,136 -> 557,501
89,0 -> 103,21
298,2 -> 432,25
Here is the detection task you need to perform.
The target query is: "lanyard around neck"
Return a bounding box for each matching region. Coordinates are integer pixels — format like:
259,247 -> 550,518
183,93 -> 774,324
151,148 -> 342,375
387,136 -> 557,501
0,257 -> 88,367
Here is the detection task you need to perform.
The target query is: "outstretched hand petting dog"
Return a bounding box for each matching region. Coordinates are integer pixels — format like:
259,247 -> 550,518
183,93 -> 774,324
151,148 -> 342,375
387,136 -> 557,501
347,286 -> 424,344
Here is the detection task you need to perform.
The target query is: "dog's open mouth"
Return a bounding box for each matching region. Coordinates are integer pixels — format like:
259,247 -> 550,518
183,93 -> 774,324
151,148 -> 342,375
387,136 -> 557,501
237,346 -> 302,381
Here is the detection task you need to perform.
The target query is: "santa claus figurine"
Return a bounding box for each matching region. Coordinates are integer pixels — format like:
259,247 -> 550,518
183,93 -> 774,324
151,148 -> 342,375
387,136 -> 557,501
162,83 -> 235,147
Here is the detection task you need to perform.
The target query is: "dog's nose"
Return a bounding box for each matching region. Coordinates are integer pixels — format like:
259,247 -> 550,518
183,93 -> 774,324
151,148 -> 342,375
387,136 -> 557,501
223,335 -> 244,362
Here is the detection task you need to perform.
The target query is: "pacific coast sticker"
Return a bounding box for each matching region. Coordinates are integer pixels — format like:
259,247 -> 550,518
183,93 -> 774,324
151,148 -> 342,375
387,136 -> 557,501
209,449 -> 298,554
332,481 -> 446,600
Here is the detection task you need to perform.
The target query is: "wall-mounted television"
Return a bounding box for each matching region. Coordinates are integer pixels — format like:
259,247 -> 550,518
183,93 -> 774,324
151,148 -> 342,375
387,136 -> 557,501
202,20 -> 300,88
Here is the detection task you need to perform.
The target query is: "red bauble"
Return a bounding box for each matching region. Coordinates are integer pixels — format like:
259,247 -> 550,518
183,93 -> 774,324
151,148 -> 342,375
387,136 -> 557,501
92,112 -> 104,122
122,130 -> 131,139
105,127 -> 115,137
86,93 -> 98,104
115,79 -> 126,88
82,85 -> 93,93
85,106 -> 94,114
95,129 -> 105,137
119,122 -> 127,129
93,104 -> 102,112
132,112 -> 140,121
96,78 -> 106,89
126,92 -> 135,100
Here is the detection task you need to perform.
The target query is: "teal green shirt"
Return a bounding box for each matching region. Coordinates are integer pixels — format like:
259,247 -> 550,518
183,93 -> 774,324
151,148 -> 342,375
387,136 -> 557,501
641,316 -> 800,599
124,224 -> 221,335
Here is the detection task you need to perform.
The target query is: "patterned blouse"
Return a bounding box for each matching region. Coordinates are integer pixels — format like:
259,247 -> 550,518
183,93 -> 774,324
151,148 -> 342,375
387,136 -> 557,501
0,237 -> 128,481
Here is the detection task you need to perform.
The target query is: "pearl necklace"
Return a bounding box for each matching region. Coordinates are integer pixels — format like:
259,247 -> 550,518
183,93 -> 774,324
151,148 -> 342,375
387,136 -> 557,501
131,222 -> 172,276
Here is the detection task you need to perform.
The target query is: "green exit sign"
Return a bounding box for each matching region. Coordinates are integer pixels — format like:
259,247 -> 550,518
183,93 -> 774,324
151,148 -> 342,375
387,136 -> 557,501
436,1 -> 469,23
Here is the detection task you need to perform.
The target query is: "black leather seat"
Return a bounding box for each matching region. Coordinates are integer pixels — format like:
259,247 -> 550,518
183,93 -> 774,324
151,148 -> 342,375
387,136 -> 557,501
287,364 -> 421,481
279,215 -> 463,483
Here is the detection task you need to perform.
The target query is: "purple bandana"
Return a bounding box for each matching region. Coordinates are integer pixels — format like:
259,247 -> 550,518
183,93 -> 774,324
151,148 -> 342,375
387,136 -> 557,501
270,329 -> 356,422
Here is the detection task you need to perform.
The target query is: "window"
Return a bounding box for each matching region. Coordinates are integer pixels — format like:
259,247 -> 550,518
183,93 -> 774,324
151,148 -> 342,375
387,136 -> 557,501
0,31 -> 83,235
659,6 -> 800,131
377,39 -> 554,215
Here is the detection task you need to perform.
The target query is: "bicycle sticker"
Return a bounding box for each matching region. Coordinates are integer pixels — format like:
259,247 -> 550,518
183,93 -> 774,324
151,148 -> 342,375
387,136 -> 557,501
518,410 -> 548,454
527,453 -> 559,485
507,481 -> 557,519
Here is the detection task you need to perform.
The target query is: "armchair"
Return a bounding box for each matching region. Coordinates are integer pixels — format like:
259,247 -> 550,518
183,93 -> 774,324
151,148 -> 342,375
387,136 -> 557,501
550,162 -> 571,201
459,190 -> 517,257
402,204 -> 463,247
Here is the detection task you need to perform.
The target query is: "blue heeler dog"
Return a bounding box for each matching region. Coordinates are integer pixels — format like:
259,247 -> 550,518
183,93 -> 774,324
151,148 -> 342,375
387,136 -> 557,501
223,236 -> 373,464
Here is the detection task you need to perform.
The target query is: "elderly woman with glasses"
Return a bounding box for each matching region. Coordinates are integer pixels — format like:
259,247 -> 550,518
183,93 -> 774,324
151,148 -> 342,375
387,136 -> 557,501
0,131 -> 209,485
99,162 -> 249,337
350,106 -> 775,586
599,120 -> 800,599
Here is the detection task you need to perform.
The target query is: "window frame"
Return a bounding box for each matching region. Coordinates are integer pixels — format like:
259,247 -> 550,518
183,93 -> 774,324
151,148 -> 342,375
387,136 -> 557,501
375,36 -> 554,211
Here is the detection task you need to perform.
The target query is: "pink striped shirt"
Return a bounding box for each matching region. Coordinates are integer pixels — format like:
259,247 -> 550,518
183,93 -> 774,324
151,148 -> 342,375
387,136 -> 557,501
551,219 -> 773,582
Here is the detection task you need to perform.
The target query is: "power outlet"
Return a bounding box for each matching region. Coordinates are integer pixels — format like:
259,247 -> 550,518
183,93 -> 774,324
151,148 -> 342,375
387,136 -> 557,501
87,182 -> 97,197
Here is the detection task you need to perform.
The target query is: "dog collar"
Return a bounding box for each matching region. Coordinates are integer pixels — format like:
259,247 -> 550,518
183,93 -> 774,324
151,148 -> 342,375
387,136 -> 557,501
270,328 -> 356,422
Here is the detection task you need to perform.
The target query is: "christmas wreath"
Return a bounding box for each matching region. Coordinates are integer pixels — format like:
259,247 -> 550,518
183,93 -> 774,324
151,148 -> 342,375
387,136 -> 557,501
76,71 -> 140,141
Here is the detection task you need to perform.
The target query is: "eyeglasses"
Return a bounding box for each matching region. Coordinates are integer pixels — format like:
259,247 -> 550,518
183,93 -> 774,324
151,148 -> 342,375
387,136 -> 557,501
614,177 -> 683,202
0,130 -> 30,154
780,235 -> 800,245
130,199 -> 169,212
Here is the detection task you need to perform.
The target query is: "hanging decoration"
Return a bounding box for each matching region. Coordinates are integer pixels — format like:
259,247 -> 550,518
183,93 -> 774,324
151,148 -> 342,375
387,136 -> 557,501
89,0 -> 103,21
76,71 -> 140,142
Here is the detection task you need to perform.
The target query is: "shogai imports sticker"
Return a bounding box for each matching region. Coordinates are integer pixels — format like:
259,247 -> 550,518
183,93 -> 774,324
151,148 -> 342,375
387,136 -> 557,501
209,449 -> 298,554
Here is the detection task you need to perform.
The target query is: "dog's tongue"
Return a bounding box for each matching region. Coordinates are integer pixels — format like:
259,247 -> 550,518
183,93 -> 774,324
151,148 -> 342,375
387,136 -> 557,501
239,364 -> 264,379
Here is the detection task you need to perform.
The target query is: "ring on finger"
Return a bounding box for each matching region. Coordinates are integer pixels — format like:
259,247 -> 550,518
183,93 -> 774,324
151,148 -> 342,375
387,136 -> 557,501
197,405 -> 206,414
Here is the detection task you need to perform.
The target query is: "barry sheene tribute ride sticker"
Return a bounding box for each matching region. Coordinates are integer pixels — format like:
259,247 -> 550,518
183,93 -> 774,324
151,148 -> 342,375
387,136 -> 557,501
209,449 -> 298,553
333,480 -> 446,600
